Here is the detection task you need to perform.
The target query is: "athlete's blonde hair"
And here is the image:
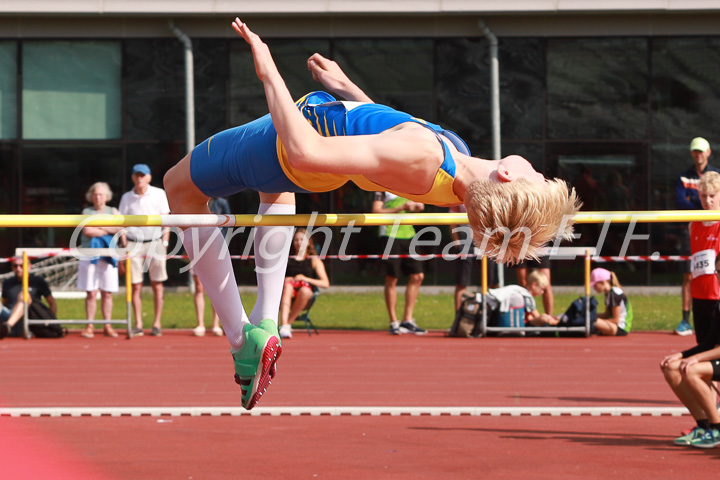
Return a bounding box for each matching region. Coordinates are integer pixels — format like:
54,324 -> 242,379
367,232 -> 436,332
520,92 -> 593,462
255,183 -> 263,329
465,178 -> 581,264
526,270 -> 549,290
699,171 -> 720,195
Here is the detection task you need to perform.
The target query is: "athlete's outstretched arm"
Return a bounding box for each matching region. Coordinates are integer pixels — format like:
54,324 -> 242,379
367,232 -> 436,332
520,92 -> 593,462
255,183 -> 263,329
232,18 -> 440,191
232,18 -> 324,164
307,53 -> 373,103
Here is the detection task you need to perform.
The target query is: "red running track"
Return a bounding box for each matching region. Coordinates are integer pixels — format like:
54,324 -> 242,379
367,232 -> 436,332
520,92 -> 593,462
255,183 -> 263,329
0,330 -> 716,479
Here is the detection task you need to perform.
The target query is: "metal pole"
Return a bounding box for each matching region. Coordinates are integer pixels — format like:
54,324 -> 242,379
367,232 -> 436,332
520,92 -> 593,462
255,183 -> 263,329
125,256 -> 133,339
480,255 -> 488,337
22,251 -> 30,339
478,20 -> 503,286
169,20 -> 195,150
585,250 -> 591,337
478,20 -> 501,161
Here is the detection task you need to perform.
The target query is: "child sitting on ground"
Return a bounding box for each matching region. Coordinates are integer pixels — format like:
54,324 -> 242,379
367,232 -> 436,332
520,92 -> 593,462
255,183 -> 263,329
589,268 -> 632,336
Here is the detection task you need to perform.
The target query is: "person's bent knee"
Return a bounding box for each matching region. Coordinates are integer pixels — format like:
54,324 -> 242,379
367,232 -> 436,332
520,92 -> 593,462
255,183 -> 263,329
661,360 -> 682,383
164,154 -> 208,213
660,361 -> 675,377
164,164 -> 183,203
297,286 -> 313,300
291,297 -> 309,312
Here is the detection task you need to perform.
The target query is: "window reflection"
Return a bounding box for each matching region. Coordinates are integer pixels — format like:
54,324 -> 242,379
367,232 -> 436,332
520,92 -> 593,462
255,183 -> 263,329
0,41 -> 17,139
547,38 -> 648,140
20,146 -> 123,247
23,41 -> 121,140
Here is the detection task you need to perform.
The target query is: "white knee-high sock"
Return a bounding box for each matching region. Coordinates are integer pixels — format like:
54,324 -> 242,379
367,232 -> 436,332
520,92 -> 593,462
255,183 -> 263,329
183,227 -> 248,351
248,203 -> 295,326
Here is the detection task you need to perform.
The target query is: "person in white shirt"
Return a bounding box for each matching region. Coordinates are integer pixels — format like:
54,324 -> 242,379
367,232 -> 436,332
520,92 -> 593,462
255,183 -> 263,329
118,164 -> 171,337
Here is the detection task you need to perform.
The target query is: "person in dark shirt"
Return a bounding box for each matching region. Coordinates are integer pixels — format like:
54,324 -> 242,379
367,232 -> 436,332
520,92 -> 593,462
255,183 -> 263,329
278,228 -> 329,339
1,257 -> 56,338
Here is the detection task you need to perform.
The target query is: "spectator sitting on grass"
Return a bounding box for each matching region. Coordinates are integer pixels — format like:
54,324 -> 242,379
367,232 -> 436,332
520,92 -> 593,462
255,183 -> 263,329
588,268 -> 632,336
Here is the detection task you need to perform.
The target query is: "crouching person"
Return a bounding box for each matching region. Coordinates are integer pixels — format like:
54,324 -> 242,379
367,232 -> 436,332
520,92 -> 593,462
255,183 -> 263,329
660,316 -> 720,448
487,271 -> 556,327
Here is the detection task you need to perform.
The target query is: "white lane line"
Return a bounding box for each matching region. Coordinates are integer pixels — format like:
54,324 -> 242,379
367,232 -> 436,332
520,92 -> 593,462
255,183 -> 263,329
0,406 -> 689,418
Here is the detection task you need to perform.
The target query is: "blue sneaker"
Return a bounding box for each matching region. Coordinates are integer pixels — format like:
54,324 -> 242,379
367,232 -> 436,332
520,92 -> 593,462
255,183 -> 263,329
674,427 -> 705,446
674,319 -> 693,336
690,428 -> 720,449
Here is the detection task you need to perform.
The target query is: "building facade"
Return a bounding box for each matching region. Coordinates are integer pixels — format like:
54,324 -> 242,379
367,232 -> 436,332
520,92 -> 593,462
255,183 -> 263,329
2,2 -> 720,284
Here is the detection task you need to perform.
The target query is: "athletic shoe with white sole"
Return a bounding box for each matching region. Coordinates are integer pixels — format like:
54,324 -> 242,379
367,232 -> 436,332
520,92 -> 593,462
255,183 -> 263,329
233,323 -> 281,410
674,427 -> 705,446
399,320 -> 427,335
674,319 -> 693,336
192,326 -> 206,337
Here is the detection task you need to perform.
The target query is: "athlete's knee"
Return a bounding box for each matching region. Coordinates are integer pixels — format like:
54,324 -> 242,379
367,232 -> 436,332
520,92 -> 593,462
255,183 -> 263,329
164,158 -> 208,213
164,164 -> 184,200
164,166 -> 180,204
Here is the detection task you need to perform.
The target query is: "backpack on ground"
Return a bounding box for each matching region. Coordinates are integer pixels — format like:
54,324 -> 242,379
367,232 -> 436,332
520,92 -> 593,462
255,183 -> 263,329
555,296 -> 598,336
558,296 -> 598,327
449,293 -> 484,338
27,301 -> 66,338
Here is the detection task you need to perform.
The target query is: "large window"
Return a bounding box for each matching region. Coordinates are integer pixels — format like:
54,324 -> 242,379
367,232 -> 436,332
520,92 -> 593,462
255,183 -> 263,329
334,38 -> 434,119
651,37 -> 720,142
20,145 -> 123,247
125,39 -> 184,142
0,41 -> 17,140
436,38 -> 545,166
547,38 -> 648,140
230,39 -> 331,126
22,41 -> 121,140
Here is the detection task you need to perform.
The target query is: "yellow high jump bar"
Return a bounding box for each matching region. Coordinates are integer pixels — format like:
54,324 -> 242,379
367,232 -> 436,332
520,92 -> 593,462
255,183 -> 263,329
1,210 -> 720,228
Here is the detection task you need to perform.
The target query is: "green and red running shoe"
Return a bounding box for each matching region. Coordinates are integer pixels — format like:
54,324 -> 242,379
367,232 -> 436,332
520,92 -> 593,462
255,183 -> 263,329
257,319 -> 281,379
232,322 -> 282,410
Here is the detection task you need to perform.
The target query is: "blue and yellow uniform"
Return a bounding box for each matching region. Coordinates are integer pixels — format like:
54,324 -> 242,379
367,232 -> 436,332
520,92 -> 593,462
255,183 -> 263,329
190,91 -> 470,206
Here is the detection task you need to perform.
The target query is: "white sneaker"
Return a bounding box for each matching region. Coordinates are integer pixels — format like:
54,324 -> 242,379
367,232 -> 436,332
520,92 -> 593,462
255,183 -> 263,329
212,326 -> 224,336
192,326 -> 206,337
279,324 -> 293,339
